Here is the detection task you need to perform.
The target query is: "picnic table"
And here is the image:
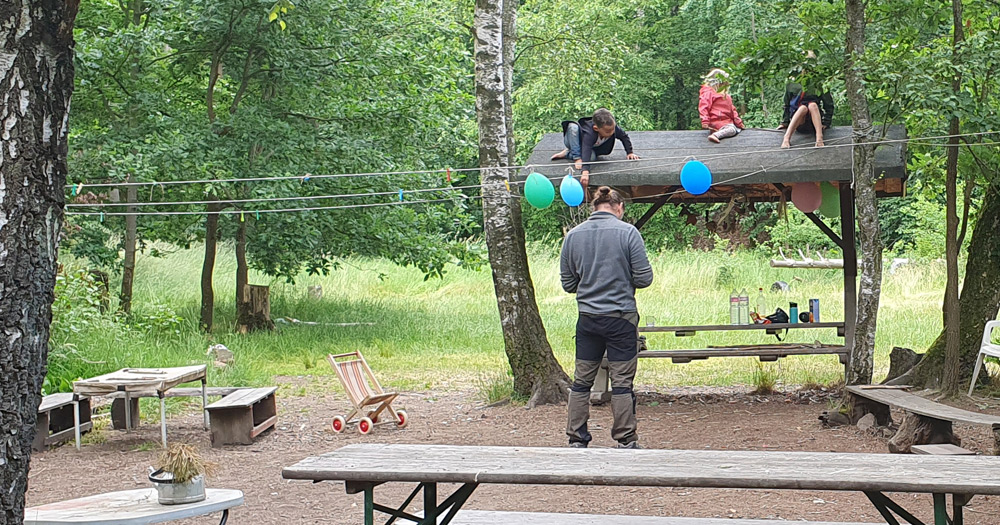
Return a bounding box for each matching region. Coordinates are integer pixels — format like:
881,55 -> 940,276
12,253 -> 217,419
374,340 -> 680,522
282,443 -> 1000,525
72,366 -> 209,449
24,488 -> 243,525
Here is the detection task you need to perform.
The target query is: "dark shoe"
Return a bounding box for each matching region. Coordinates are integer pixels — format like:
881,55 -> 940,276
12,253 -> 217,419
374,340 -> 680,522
569,441 -> 588,449
616,441 -> 640,449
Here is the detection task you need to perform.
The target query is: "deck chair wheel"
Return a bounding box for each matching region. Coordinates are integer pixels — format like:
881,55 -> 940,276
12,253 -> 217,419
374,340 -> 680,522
358,417 -> 374,435
331,416 -> 346,433
395,410 -> 408,429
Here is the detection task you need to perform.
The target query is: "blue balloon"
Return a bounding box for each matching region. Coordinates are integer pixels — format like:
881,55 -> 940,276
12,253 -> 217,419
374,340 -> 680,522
560,175 -> 585,207
680,160 -> 712,195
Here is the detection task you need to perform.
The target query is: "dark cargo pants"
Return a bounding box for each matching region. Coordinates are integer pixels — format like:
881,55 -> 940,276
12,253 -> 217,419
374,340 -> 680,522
566,313 -> 639,446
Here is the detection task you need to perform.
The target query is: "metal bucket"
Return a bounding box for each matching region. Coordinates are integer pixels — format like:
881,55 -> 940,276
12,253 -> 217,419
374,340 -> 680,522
149,468 -> 206,505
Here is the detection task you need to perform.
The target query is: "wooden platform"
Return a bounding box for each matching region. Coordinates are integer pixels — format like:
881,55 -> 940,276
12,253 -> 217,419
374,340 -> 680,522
521,126 -> 907,203
451,511 -> 882,525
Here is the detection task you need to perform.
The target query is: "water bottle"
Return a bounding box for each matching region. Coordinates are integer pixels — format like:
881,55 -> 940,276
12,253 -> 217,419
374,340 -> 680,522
789,302 -> 799,324
730,290 -> 740,325
739,288 -> 750,325
755,288 -> 767,316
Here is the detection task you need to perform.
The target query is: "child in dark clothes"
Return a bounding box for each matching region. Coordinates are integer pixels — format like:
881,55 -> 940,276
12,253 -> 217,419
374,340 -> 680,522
551,108 -> 640,190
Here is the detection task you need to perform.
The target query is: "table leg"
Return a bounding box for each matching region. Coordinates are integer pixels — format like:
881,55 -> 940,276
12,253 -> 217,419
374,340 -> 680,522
364,486 -> 374,525
933,493 -> 947,525
159,393 -> 167,448
423,483 -> 437,524
124,392 -> 132,433
73,399 -> 81,451
202,379 -> 209,430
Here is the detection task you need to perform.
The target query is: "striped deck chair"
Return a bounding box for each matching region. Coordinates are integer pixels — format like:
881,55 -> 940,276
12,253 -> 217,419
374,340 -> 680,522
328,351 -> 408,434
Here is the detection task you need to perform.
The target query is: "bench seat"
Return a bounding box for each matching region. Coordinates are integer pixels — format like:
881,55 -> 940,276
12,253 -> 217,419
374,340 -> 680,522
34,393 -> 91,451
451,510 -> 882,525
206,387 -> 278,446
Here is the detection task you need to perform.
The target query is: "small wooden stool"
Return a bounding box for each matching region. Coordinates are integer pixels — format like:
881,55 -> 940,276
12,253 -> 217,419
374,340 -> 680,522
206,387 -> 277,446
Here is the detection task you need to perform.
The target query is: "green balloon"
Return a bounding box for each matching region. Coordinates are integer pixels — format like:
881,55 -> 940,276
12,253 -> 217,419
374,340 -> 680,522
819,182 -> 841,217
524,172 -> 555,209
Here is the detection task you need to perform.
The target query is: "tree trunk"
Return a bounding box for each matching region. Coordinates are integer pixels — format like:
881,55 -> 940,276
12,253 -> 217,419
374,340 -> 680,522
941,0 -> 965,395
235,216 -> 249,331
200,204 -> 221,332
119,184 -> 137,315
912,182 -> 1000,388
474,0 -> 570,407
238,285 -> 275,333
887,413 -> 960,454
843,0 -> 884,385
0,0 -> 79,521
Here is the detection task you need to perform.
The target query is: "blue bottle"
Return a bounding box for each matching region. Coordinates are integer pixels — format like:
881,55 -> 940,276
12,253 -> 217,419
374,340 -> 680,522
789,302 -> 798,324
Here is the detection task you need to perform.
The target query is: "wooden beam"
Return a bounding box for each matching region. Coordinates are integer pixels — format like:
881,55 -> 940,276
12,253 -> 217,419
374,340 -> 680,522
841,183 -> 858,357
804,212 -> 844,248
633,192 -> 672,230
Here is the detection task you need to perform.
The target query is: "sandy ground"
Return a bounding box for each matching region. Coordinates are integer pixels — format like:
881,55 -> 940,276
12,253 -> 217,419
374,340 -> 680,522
26,378 -> 1000,524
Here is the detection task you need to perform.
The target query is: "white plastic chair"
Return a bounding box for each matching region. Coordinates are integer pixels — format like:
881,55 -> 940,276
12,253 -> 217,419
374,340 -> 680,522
968,320 -> 1000,395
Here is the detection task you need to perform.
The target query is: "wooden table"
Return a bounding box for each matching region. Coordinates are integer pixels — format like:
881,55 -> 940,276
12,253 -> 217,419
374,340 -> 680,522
73,366 -> 208,449
24,488 -> 243,524
282,443 -> 1000,525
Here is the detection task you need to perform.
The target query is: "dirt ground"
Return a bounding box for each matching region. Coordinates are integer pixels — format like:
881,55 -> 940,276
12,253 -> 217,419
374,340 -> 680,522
26,378 -> 1000,524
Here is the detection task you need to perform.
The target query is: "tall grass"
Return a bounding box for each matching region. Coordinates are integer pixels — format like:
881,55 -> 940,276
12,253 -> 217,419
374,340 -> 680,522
49,244 -> 947,394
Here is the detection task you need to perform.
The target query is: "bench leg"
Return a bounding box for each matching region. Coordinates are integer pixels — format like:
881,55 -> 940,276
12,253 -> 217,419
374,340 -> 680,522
202,379 -> 209,430
218,509 -> 229,525
73,400 -> 81,451
159,393 -> 168,448
125,392 -> 132,433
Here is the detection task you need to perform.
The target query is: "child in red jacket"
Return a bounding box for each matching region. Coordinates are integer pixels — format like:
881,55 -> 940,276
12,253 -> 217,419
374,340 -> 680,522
699,69 -> 744,143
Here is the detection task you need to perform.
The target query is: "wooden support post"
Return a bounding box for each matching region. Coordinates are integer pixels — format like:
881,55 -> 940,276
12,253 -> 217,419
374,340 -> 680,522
888,412 -> 960,454
633,193 -> 671,230
841,183 -> 858,373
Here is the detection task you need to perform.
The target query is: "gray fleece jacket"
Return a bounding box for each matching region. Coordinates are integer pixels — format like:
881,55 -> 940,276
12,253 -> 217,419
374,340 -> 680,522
560,211 -> 654,315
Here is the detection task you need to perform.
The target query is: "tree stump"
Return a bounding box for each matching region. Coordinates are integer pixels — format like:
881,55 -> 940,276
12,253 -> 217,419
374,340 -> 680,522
237,284 -> 275,333
847,393 -> 893,427
993,424 -> 1000,456
883,346 -> 922,384
887,412 -> 960,454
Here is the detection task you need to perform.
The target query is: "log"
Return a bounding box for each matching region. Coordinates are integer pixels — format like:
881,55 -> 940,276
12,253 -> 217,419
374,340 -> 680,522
882,346 -> 922,384
237,284 -> 275,333
888,412 -> 960,454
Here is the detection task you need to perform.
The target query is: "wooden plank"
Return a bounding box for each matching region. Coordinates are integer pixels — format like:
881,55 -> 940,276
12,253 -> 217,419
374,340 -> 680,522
911,444 -> 976,456
105,387 -> 240,400
639,346 -> 848,361
23,488 -> 243,524
281,444 -> 1000,495
206,387 -> 277,410
639,322 -> 845,333
44,422 -> 93,447
250,415 -> 278,439
38,393 -> 77,413
451,511 -> 882,525
846,386 -> 1000,427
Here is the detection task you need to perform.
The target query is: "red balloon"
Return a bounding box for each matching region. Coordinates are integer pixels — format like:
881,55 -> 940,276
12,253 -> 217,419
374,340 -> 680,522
791,182 -> 822,213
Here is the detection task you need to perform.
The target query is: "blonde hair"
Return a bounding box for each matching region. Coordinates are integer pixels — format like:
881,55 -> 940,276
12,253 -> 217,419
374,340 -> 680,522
704,68 -> 730,87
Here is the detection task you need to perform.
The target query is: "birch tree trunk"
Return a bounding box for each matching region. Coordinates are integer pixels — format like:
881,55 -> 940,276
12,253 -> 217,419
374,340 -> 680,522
941,0 -> 965,394
475,0 -> 570,407
843,0 -> 883,385
0,1 -> 79,521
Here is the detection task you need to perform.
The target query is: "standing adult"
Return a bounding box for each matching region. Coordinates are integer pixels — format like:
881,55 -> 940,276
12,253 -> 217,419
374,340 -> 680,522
560,186 -> 654,449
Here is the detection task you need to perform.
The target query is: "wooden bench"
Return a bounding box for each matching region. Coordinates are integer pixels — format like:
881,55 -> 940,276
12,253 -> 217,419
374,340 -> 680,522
34,393 -> 91,451
206,387 -> 277,446
451,511 -> 878,525
846,386 -> 1000,455
911,444 -> 976,456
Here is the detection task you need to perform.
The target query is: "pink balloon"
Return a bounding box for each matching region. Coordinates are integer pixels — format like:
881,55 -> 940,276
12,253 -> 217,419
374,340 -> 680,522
791,182 -> 822,214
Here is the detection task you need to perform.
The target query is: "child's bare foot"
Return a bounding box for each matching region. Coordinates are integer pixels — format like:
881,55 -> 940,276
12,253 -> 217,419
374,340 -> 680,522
550,149 -> 568,160
708,134 -> 720,144
781,140 -> 791,149
815,139 -> 824,147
